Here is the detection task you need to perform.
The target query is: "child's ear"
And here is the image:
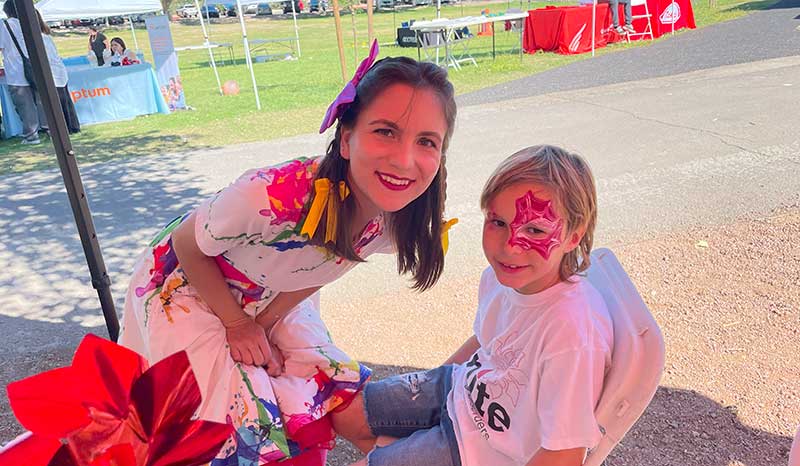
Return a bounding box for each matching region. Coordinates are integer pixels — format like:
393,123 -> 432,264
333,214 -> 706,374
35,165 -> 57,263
563,226 -> 586,254
340,127 -> 352,160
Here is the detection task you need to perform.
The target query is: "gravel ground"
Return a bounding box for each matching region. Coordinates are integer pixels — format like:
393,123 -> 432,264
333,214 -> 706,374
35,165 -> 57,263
2,206 -> 796,466
327,207 -> 800,466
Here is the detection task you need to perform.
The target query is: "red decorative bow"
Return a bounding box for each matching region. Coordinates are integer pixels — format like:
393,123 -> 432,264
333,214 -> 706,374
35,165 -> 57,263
0,334 -> 232,466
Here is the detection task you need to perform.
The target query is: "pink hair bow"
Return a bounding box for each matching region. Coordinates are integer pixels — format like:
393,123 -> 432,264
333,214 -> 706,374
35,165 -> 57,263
319,39 -> 380,133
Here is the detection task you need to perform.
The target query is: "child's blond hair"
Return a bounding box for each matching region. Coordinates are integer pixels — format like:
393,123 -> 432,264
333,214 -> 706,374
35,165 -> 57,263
480,145 -> 597,281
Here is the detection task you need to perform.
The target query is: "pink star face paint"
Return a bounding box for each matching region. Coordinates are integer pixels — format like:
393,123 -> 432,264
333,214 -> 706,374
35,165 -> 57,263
508,190 -> 563,259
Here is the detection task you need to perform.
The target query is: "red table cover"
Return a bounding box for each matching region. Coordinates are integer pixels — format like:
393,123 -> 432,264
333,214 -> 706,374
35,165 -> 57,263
523,0 -> 695,54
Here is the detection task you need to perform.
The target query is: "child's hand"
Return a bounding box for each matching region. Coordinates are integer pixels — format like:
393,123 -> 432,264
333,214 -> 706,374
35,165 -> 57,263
225,318 -> 272,367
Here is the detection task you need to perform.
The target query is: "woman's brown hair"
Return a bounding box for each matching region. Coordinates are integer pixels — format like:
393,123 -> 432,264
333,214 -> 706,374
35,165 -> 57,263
309,56 -> 457,291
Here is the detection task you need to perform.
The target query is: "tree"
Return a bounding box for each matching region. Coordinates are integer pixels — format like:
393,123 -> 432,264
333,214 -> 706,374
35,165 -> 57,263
161,0 -> 175,14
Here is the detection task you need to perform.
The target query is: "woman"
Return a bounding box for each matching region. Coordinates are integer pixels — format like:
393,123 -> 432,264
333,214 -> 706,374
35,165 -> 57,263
0,0 -> 45,144
88,26 -> 109,66
109,37 -> 140,66
38,11 -> 80,133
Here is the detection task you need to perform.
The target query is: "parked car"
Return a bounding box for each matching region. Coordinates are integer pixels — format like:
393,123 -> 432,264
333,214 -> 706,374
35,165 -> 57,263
220,3 -> 238,16
130,13 -> 155,23
282,0 -> 301,13
377,0 -> 395,8
256,2 -> 273,14
200,5 -> 220,17
256,3 -> 272,16
309,0 -> 328,12
244,3 -> 259,13
177,4 -> 199,17
45,19 -> 64,29
413,0 -> 430,5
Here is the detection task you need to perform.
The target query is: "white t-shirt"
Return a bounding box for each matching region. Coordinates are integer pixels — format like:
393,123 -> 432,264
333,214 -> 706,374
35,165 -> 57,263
42,35 -> 67,88
447,267 -> 614,466
0,18 -> 29,86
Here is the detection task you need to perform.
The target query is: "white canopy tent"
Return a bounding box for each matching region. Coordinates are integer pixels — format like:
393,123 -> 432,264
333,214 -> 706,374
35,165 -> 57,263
37,0 -> 163,20
38,0 -> 163,53
37,0 -> 302,110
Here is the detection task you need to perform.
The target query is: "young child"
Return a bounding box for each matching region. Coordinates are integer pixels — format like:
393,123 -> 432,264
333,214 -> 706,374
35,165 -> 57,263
333,145 -> 614,466
118,42 -> 458,465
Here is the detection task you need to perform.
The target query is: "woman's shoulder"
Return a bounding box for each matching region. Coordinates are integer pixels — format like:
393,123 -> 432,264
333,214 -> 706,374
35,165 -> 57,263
249,156 -> 320,189
244,156 -> 322,224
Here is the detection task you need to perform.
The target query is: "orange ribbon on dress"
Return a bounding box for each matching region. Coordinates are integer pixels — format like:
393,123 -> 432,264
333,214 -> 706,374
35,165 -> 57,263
300,178 -> 350,243
441,218 -> 458,255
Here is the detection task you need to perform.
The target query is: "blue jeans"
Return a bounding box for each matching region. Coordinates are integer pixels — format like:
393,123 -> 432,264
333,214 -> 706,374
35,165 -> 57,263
609,0 -> 632,26
364,366 -> 462,466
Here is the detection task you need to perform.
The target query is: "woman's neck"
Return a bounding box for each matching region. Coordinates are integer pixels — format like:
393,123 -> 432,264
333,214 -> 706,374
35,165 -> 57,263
346,174 -> 382,237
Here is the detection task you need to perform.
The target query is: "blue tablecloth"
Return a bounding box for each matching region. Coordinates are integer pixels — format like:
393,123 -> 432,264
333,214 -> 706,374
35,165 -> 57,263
1,62 -> 169,139
63,56 -> 90,66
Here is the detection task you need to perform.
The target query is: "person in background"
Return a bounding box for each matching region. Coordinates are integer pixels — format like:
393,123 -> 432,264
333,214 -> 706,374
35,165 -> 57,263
109,37 -> 140,66
88,26 -> 108,66
0,0 -> 46,144
37,10 -> 80,134
609,0 -> 634,34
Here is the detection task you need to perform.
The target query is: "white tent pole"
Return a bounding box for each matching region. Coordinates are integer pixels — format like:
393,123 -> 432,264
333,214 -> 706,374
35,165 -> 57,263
672,1 -> 675,35
195,0 -> 222,94
437,0 -> 441,18
350,0 -> 357,65
290,0 -> 301,57
331,0 -> 347,82
366,0 -> 374,45
128,16 -> 140,53
204,0 -> 212,33
591,0 -> 596,56
236,0 -> 261,109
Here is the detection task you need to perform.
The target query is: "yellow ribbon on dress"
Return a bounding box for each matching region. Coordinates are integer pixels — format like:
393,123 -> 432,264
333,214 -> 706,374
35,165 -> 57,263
441,218 -> 459,255
301,178 -> 350,243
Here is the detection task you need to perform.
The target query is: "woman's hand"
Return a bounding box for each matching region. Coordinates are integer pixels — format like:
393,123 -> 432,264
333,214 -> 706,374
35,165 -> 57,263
265,340 -> 285,377
172,212 -> 276,367
224,317 -> 272,367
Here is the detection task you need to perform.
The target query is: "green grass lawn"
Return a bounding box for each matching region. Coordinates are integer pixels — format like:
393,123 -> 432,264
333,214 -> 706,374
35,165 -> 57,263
0,0 -> 777,175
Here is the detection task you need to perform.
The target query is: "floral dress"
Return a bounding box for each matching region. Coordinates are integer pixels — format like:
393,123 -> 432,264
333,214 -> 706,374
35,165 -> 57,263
119,157 -> 392,465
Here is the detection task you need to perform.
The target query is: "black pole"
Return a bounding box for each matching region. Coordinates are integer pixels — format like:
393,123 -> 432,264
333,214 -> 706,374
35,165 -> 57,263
14,0 -> 120,341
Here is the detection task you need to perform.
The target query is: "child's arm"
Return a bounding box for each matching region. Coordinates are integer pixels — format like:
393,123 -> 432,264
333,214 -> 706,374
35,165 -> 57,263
172,212 -> 272,367
526,447 -> 586,466
443,335 -> 480,365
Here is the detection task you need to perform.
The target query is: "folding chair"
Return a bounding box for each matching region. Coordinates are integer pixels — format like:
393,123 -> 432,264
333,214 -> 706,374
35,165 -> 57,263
417,29 -> 448,67
790,425 -> 800,466
505,8 -> 524,32
583,248 -> 665,466
626,0 -> 655,42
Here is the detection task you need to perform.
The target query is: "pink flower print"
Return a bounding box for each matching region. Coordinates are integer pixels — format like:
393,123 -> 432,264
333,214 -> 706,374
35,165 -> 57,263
353,218 -> 383,255
214,256 -> 266,307
134,241 -> 178,298
336,217 -> 383,264
251,159 -> 317,226
483,333 -> 528,407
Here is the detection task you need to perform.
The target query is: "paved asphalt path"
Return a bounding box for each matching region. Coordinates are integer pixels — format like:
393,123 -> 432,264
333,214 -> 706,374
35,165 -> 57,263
459,0 -> 800,105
